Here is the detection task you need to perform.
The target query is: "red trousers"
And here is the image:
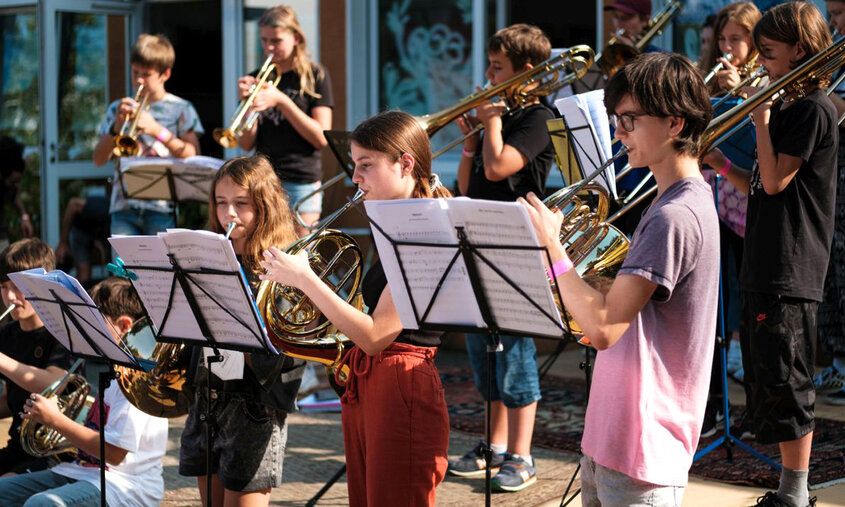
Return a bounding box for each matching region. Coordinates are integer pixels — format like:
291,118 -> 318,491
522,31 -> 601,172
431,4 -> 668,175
336,342 -> 449,506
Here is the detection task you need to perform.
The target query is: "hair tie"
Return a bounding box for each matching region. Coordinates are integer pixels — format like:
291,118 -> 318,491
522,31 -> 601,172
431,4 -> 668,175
429,173 -> 442,192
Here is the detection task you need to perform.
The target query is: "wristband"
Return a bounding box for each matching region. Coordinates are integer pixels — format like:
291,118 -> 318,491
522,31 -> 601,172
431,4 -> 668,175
548,256 -> 574,279
462,148 -> 476,158
716,158 -> 732,177
155,128 -> 173,144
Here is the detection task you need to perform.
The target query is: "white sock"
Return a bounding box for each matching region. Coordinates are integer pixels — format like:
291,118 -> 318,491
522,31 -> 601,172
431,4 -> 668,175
490,443 -> 507,455
511,453 -> 533,467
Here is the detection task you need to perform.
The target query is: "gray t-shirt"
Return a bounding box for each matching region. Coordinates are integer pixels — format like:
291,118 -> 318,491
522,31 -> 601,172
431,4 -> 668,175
97,93 -> 204,214
581,176 -> 720,486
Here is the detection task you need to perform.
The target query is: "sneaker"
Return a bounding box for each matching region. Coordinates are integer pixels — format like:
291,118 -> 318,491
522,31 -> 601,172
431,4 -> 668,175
822,386 -> 845,405
813,365 -> 845,395
726,343 -> 743,377
736,414 -> 756,441
700,403 -> 725,438
752,491 -> 816,507
447,441 -> 505,478
491,454 -> 537,492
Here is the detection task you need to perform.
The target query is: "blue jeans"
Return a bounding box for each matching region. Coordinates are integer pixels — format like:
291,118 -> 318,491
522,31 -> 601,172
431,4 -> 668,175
282,180 -> 322,214
109,207 -> 175,237
580,455 -> 685,506
0,470 -> 101,506
465,333 -> 541,408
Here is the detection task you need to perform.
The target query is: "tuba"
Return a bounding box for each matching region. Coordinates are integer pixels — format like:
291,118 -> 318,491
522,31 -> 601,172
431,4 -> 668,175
20,359 -> 94,458
214,55 -> 282,148
112,84 -> 150,158
114,317 -> 191,418
256,189 -> 366,379
598,0 -> 682,79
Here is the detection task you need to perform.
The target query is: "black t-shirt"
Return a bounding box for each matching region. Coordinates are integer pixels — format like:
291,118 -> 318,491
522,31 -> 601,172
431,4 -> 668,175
254,64 -> 334,184
742,89 -> 838,301
0,322 -> 73,447
361,260 -> 443,347
466,103 -> 555,201
189,258 -> 305,412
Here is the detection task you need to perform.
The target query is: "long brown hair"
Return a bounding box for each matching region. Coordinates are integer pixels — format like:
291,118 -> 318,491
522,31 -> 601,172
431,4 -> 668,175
350,111 -> 452,199
259,5 -> 323,99
701,2 -> 761,94
753,1 -> 832,91
208,155 -> 298,275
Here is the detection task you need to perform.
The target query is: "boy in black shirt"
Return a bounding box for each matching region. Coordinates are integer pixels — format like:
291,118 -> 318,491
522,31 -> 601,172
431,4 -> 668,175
0,239 -> 73,474
449,23 -> 554,492
704,3 -> 836,506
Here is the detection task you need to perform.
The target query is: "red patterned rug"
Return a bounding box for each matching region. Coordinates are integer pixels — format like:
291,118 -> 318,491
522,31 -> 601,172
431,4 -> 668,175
441,367 -> 845,489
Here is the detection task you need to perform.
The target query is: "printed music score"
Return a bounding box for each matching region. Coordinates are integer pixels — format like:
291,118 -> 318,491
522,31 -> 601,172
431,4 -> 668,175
365,198 -> 565,338
109,230 -> 276,358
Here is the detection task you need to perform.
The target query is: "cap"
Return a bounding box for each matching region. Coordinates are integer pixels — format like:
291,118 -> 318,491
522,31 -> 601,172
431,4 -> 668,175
604,0 -> 651,17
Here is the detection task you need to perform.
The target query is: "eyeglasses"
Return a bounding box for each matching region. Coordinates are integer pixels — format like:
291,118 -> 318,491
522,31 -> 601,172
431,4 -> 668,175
609,112 -> 648,133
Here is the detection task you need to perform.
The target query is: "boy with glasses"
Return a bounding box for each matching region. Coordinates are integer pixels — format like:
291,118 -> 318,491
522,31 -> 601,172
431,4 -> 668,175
520,51 -> 718,504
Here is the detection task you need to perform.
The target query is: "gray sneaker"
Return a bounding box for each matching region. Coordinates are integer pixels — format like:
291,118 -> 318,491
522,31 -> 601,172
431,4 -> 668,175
447,441 -> 505,478
492,454 -> 537,492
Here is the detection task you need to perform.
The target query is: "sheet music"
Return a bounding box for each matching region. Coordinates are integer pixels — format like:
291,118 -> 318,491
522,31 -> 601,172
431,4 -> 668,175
447,199 -> 564,337
7,269 -> 137,365
555,91 -> 617,199
109,231 -> 275,353
119,156 -> 224,202
366,198 -> 564,338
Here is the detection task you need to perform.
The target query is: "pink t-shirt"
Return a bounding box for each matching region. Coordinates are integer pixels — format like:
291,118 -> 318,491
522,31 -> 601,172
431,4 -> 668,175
703,170 -> 747,237
580,177 -> 720,487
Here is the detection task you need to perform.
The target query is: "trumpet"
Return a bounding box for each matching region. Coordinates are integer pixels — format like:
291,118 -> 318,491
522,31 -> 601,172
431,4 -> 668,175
214,55 -> 282,148
112,84 -> 150,158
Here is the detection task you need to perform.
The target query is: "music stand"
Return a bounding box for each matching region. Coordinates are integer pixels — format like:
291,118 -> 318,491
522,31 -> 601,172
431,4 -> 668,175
118,156 -> 223,226
365,199 -> 571,507
8,270 -> 143,507
111,233 -> 276,507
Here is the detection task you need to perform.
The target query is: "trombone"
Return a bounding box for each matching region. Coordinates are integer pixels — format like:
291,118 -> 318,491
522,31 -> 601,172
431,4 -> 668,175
214,55 -> 282,148
112,84 -> 149,158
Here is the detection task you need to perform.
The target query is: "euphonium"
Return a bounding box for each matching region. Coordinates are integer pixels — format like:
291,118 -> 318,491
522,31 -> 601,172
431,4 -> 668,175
20,359 -> 93,458
214,55 -> 282,148
112,84 -> 149,158
598,0 -> 682,79
114,317 -> 191,418
256,189 -> 366,379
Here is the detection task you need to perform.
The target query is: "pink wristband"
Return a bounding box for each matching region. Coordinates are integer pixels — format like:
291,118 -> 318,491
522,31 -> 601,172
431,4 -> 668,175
462,148 -> 476,158
548,257 -> 574,278
716,158 -> 732,177
156,128 -> 173,144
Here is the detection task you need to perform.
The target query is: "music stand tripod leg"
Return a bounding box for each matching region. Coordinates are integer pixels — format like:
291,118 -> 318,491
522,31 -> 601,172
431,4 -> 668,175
305,464 -> 347,506
559,345 -> 593,506
483,332 -> 503,506
203,349 -> 224,507
99,367 -> 116,507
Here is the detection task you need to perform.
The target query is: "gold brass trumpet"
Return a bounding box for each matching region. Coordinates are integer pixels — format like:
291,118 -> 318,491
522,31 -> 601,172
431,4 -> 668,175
214,55 -> 282,148
256,189 -> 366,379
112,84 -> 150,158
20,359 -> 93,458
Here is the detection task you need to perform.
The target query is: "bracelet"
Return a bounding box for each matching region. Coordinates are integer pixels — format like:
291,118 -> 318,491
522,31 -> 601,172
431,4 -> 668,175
716,158 -> 732,177
462,148 -> 476,158
548,256 -> 574,279
155,128 -> 173,144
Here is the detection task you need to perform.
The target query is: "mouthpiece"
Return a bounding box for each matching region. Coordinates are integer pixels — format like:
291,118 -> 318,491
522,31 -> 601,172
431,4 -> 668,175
225,222 -> 237,239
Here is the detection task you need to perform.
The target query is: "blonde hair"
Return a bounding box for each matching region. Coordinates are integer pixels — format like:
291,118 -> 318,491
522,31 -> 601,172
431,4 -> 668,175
350,111 -> 452,199
131,34 -> 175,73
259,5 -> 323,98
208,155 -> 298,276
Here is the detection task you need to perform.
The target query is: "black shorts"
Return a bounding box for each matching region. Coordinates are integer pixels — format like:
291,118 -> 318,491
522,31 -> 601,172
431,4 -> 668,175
179,390 -> 289,492
740,292 -> 816,444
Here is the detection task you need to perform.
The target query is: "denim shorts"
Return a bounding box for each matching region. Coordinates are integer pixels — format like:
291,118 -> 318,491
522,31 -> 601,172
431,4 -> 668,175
465,333 -> 541,408
282,180 -> 322,215
580,455 -> 685,506
741,292 -> 817,444
179,391 -> 288,492
110,207 -> 175,237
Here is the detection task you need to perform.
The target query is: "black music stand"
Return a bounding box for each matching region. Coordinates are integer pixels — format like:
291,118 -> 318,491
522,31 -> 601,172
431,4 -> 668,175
119,246 -> 276,507
118,157 -> 221,227
367,211 -> 571,506
11,270 -> 143,507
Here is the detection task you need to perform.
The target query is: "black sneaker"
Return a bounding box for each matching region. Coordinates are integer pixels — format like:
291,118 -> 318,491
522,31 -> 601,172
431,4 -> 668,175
736,413 -> 756,441
752,491 -> 816,507
701,403 -> 725,438
447,441 -> 506,478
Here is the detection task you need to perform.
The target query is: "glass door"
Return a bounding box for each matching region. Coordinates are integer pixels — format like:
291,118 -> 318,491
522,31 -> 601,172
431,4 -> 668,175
40,0 -> 141,245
